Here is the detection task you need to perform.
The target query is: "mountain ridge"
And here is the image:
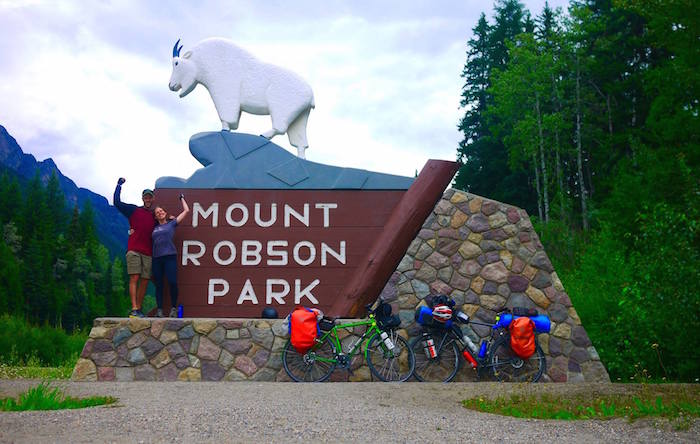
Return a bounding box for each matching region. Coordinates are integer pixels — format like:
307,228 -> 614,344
0,124 -> 128,257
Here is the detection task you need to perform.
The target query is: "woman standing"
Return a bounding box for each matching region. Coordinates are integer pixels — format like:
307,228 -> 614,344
152,194 -> 190,317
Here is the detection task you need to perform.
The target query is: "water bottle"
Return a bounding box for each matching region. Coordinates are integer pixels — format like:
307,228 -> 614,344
478,340 -> 487,359
379,331 -> 395,351
461,332 -> 478,355
462,349 -> 478,368
177,305 -> 183,318
422,333 -> 437,359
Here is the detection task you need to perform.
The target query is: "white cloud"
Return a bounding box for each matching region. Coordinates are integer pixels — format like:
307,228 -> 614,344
0,0 -> 570,203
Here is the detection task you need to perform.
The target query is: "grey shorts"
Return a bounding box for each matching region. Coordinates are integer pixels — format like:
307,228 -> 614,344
125,251 -> 152,279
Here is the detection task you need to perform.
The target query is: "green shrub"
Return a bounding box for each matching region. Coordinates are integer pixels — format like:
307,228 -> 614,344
538,199 -> 700,382
0,315 -> 87,367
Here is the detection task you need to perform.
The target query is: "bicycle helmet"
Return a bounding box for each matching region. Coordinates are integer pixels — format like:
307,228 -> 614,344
432,304 -> 452,323
261,307 -> 279,319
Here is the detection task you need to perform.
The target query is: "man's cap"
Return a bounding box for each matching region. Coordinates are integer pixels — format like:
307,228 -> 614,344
142,189 -> 154,197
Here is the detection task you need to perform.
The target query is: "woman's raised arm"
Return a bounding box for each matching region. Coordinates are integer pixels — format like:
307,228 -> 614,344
175,194 -> 190,224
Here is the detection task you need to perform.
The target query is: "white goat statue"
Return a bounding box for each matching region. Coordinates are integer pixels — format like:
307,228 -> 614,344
168,38 -> 315,158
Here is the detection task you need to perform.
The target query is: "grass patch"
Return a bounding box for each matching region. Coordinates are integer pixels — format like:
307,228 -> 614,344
0,363 -> 74,380
463,391 -> 700,426
0,382 -> 117,411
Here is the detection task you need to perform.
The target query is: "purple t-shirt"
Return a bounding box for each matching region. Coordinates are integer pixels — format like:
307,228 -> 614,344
152,220 -> 177,258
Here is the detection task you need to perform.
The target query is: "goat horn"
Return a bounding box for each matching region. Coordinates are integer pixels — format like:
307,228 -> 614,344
172,39 -> 182,58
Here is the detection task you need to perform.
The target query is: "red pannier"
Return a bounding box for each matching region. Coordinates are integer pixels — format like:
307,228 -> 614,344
289,307 -> 320,354
509,316 -> 536,359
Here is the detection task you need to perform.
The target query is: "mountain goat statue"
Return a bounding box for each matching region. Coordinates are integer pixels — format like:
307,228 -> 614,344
168,38 -> 315,158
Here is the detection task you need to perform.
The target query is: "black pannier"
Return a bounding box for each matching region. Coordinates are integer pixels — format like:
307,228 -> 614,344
375,302 -> 401,330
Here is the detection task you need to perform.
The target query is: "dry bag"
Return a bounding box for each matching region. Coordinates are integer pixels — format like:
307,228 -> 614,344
289,307 -> 319,354
509,316 -> 535,359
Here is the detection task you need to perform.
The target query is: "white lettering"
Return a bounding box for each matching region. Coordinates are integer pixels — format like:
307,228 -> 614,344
241,240 -> 263,265
226,203 -> 249,227
213,241 -> 236,265
182,240 -> 205,265
237,279 -> 259,304
284,204 -> 309,227
293,241 -> 316,266
208,278 -> 229,304
295,279 -> 320,304
315,203 -> 338,227
254,203 -> 277,227
192,203 -> 218,228
266,279 -> 290,304
266,240 -> 288,266
321,241 -> 346,265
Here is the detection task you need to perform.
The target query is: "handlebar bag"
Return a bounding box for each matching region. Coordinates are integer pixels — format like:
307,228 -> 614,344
509,316 -> 536,359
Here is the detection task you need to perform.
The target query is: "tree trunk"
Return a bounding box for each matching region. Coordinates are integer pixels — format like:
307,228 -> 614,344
630,94 -> 638,167
535,93 -> 549,223
533,153 -> 543,222
555,140 -> 565,221
589,80 -> 613,137
551,74 -> 566,222
575,53 -> 589,231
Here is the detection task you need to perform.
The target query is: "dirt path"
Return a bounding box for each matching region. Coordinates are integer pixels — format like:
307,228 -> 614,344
0,380 -> 697,443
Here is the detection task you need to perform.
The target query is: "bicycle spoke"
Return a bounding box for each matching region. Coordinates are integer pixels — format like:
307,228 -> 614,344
411,333 -> 460,382
282,338 -> 337,382
366,332 -> 415,382
489,337 -> 545,383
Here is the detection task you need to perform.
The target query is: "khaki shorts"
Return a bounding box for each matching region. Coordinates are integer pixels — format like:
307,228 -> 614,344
125,251 -> 152,279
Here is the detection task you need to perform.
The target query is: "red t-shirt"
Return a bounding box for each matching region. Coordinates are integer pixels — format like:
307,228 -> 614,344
128,207 -> 156,256
114,184 -> 156,256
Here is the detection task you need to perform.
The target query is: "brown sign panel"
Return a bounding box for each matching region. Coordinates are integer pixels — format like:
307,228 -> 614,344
153,189 -> 406,318
154,159 -> 458,318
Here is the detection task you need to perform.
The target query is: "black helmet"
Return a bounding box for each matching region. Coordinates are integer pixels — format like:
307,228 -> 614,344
261,307 -> 279,319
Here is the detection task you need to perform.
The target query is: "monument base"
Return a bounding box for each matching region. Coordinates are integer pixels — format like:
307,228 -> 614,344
71,318 -> 402,382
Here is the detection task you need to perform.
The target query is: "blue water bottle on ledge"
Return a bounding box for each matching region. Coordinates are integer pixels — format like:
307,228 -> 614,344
177,305 -> 183,318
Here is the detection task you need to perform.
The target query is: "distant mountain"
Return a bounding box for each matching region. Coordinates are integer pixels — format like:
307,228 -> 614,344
0,124 -> 128,257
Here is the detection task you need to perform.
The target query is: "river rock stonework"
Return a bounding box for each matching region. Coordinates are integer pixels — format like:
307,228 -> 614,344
72,318 -> 383,382
73,188 -> 609,383
379,188 -> 609,382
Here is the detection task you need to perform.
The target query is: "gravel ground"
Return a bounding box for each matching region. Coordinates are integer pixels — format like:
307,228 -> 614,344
0,380 -> 698,443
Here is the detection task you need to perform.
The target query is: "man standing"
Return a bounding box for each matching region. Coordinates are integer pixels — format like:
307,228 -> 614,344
114,178 -> 156,318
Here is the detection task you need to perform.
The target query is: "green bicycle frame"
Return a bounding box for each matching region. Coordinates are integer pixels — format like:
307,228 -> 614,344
311,314 -> 383,364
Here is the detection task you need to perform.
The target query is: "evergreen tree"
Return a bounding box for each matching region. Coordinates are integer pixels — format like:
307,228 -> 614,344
456,0 -> 536,213
0,173 -> 22,225
0,239 -> 21,315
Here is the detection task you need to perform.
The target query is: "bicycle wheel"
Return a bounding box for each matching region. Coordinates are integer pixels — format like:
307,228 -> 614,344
489,336 -> 545,382
410,333 -> 460,382
365,331 -> 415,382
282,337 -> 337,382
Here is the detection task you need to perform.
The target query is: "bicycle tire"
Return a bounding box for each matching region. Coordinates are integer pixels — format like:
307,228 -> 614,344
282,337 -> 337,382
410,333 -> 460,382
365,331 -> 415,382
489,336 -> 545,382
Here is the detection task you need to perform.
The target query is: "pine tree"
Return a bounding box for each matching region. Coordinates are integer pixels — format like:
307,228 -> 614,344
455,0 -> 536,213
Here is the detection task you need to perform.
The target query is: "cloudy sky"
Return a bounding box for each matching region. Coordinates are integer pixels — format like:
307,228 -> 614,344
0,0 -> 568,203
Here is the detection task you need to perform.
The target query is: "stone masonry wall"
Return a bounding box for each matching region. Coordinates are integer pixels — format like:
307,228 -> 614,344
377,188 -> 610,382
72,318 -> 388,382
73,188 -> 610,383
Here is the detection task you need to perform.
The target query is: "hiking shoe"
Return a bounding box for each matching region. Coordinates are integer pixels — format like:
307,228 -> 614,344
128,310 -> 140,318
169,307 -> 178,318
135,310 -> 146,318
156,308 -> 164,318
